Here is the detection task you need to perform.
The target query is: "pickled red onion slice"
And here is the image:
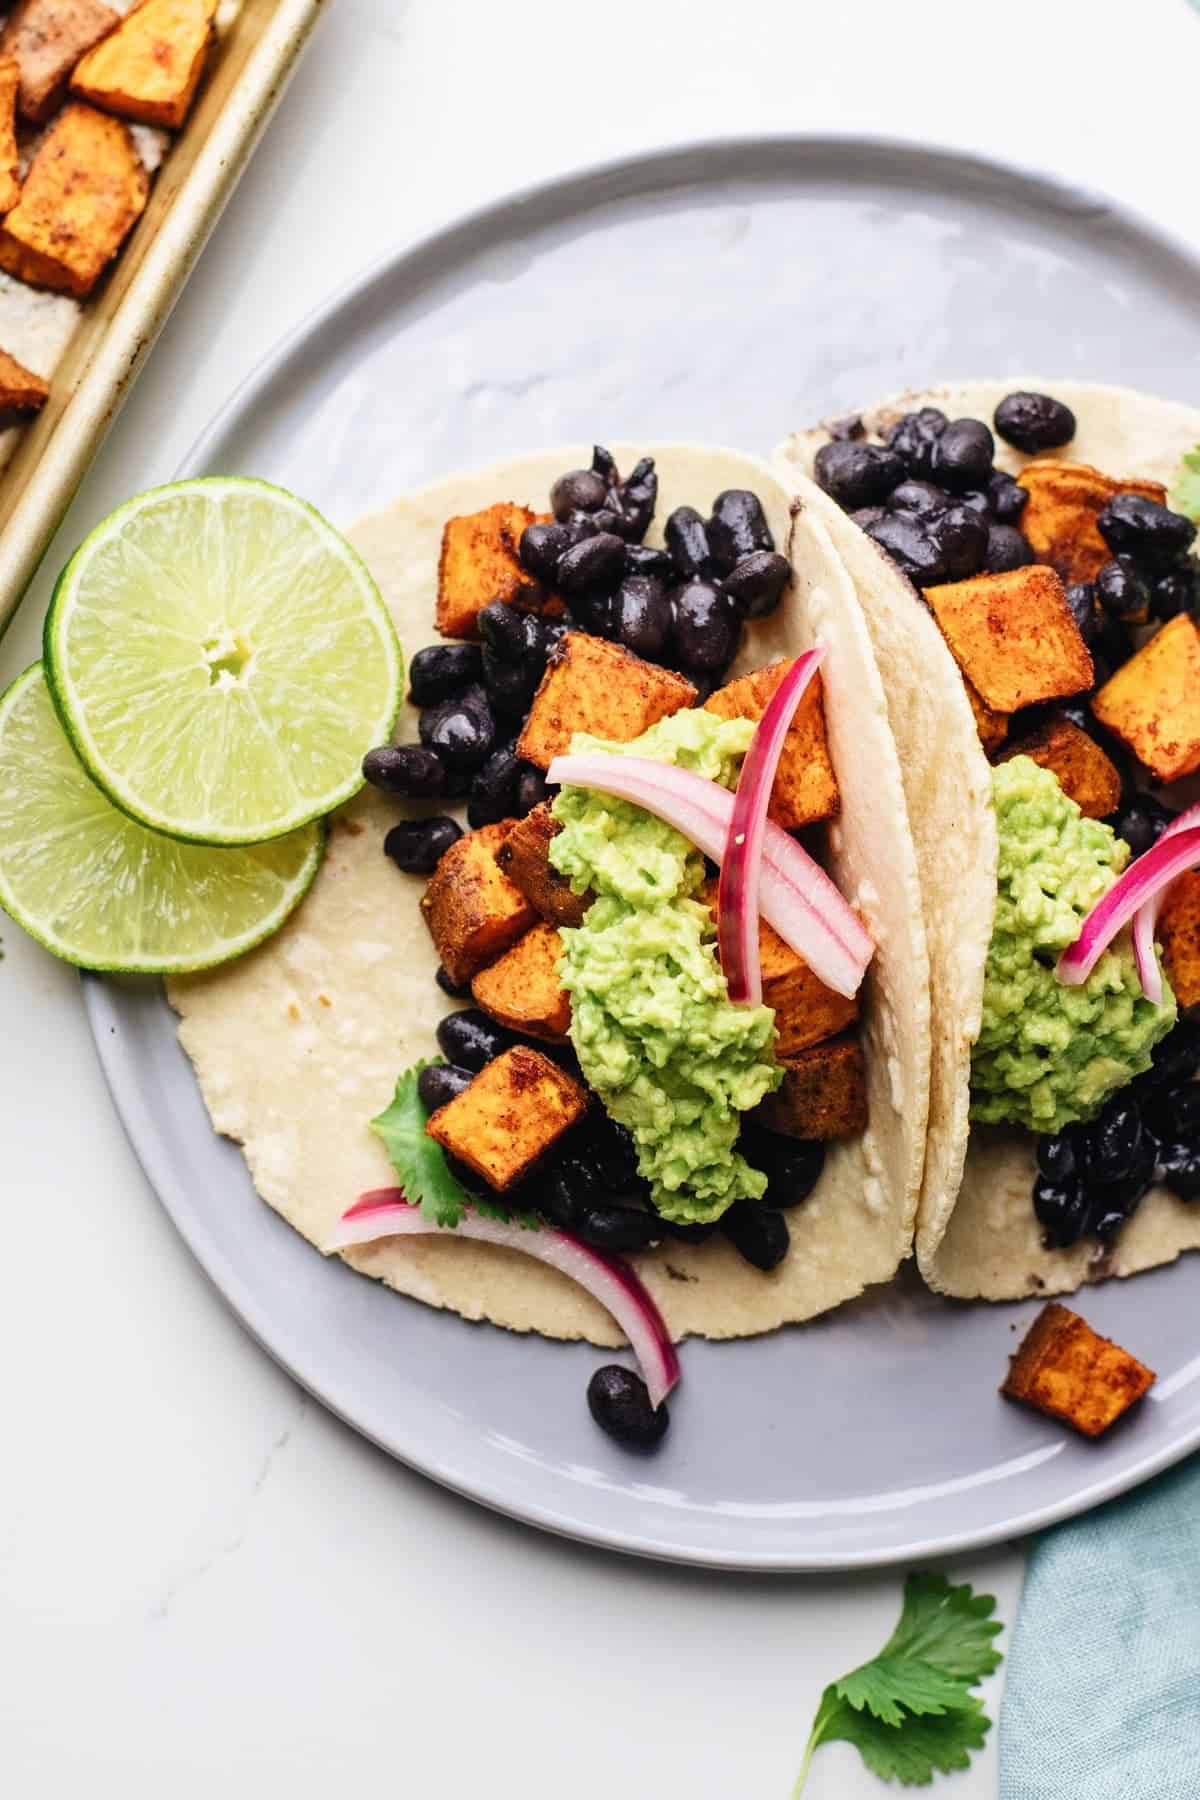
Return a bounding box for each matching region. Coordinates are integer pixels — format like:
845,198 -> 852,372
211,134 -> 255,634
1057,824 -> 1200,990
1131,803 -> 1200,1002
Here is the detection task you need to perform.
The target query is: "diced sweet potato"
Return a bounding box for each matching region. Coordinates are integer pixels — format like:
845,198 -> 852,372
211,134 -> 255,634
0,102 -> 148,298
426,1045 -> 587,1191
517,633 -> 696,771
964,677 -> 1008,756
996,718 -> 1122,819
753,1034 -> 867,1140
420,820 -> 536,989
699,879 -> 856,1056
0,346 -> 47,411
1159,871 -> 1200,1010
493,801 -> 590,927
0,55 -> 20,214
1016,461 -> 1167,584
71,0 -> 217,130
703,660 -> 839,829
436,502 -> 558,639
471,922 -> 571,1041
925,565 -> 1093,713
1001,1302 -> 1155,1438
1091,614 -> 1200,784
0,0 -> 119,124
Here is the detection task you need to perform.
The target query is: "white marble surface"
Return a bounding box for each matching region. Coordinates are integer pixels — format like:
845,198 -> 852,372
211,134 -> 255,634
2,1 -> 1198,1793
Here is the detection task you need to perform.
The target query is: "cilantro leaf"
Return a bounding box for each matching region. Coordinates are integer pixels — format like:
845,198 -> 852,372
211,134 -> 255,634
1169,446 -> 1200,522
370,1062 -> 542,1231
793,1574 -> 1003,1795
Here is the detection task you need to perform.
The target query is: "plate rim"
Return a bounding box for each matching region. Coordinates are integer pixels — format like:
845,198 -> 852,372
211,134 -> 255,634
84,132 -> 1200,1571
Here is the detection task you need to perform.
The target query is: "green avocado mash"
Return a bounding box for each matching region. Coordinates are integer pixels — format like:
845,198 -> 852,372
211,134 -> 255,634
970,757 -> 1176,1134
550,708 -> 781,1225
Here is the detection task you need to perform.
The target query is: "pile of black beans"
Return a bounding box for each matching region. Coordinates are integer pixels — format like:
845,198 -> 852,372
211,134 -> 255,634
1063,489 -> 1197,688
362,447 -> 793,872
1033,1021 -> 1200,1249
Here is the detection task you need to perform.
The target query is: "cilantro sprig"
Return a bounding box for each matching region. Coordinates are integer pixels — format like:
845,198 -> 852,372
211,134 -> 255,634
370,1061 -> 537,1229
1169,445 -> 1200,523
794,1573 -> 1003,1793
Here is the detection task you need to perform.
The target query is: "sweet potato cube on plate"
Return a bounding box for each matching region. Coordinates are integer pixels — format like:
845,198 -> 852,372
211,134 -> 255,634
72,0 -> 217,130
0,102 -> 148,297
0,346 -> 48,411
420,820 -> 536,989
0,0 -> 119,125
1091,614 -> 1200,784
1016,461 -> 1167,585
493,801 -> 590,927
436,501 -> 556,639
925,565 -> 1093,713
700,879 -> 856,1056
0,55 -> 21,214
754,1034 -> 867,1140
471,922 -> 571,1041
517,633 -> 696,770
964,677 -> 1008,756
1159,871 -> 1200,1010
703,659 -> 839,829
426,1045 -> 587,1191
996,718 -> 1122,819
1002,1302 -> 1155,1437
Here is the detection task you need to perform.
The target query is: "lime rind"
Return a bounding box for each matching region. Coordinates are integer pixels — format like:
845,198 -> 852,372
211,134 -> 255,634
43,477 -> 402,847
0,664 -> 325,974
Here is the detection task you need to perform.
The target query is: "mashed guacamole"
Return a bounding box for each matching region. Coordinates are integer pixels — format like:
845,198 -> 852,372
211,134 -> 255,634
550,709 -> 781,1225
970,757 -> 1175,1134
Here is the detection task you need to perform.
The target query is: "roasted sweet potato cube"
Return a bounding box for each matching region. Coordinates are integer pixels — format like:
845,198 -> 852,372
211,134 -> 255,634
699,879 -> 856,1055
420,821 -> 536,989
0,346 -> 47,412
0,102 -> 148,298
426,1045 -> 587,1191
0,56 -> 20,214
71,0 -> 217,130
997,718 -> 1122,819
753,1034 -> 867,1140
517,633 -> 696,770
493,801 -> 590,927
1016,461 -> 1167,584
436,502 -> 556,639
0,0 -> 119,124
1002,1302 -> 1155,1437
1159,871 -> 1200,1010
1091,614 -> 1200,784
703,660 -> 839,829
925,566 -> 1093,713
471,922 -> 571,1041
964,677 -> 1008,756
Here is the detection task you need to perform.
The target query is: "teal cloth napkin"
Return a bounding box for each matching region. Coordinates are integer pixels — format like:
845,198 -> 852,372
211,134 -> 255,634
999,1456 -> 1200,1796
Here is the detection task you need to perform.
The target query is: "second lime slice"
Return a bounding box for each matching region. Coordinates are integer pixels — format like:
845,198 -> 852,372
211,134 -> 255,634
44,478 -> 402,844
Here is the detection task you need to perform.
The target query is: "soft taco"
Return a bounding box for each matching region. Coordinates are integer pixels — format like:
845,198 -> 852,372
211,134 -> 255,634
170,443 -> 933,1430
776,380 -> 1200,1301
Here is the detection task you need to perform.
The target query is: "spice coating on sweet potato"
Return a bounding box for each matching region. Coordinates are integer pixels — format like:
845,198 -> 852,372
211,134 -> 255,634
1159,870 -> 1200,1010
996,718 -> 1122,820
0,101 -> 148,297
471,921 -> 571,1041
925,565 -> 1093,713
753,1034 -> 867,1140
1091,614 -> 1200,784
420,820 -> 536,989
1002,1302 -> 1155,1437
426,1045 -> 587,1190
0,55 -> 21,214
0,344 -> 48,411
493,802 -> 590,927
964,677 -> 1009,756
436,502 -> 554,639
71,0 -> 217,130
517,633 -> 696,771
1016,461 -> 1167,584
0,0 -> 119,125
703,659 -> 839,829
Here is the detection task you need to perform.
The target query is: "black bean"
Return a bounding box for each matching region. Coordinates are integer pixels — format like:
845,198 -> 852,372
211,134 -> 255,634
605,573 -> 672,661
1036,1130 -> 1079,1184
519,520 -> 572,584
1110,794 -> 1177,859
467,745 -> 520,828
586,1116 -> 642,1193
407,643 -> 483,706
435,1008 -> 513,1072
1091,604 -> 1131,680
482,647 -> 539,719
556,532 -> 626,598
722,1199 -> 790,1270
993,391 -> 1077,454
568,589 -> 619,639
814,440 -> 906,509
1095,557 -> 1151,621
383,815 -> 461,875
615,457 -> 657,542
865,512 -> 948,585
829,414 -> 864,441
1143,1084 -> 1200,1147
1152,564 -> 1198,621
624,543 -> 674,582
1079,1099 -> 1143,1182
740,1126 -> 825,1208
442,1152 -> 492,1197
958,489 -> 993,518
657,1217 -> 717,1244
362,743 -> 447,799
1144,1022 -> 1200,1090
1087,1130 -> 1158,1234
1065,582 -> 1100,646
591,444 -> 618,485
983,524 -> 1035,573
575,1201 -> 659,1253
551,468 -> 609,521
417,1062 -> 473,1112
850,506 -> 887,531
1157,1143 -> 1200,1202
671,579 -> 741,672
889,479 -> 951,520
587,1365 -> 669,1450
1033,1173 -> 1089,1248
478,601 -> 532,661
885,408 -> 949,478
436,964 -> 472,999
933,503 -> 988,580
707,489 -> 774,575
514,762 -> 549,816
931,418 -> 995,492
988,469 -> 1030,522
664,506 -> 714,579
1097,493 -> 1197,570
590,507 -> 624,537
721,550 -> 792,619
418,684 -> 495,770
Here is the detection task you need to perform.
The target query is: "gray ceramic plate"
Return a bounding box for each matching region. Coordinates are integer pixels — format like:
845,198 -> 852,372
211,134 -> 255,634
86,138 -> 1200,1570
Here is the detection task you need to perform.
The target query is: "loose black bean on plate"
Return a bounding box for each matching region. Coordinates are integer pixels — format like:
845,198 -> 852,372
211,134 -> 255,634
993,391 -> 1077,454
722,1198 -> 790,1270
707,488 -> 774,574
587,1365 -> 670,1450
865,512 -> 948,585
1097,493 -> 1197,570
363,743 -> 447,799
814,440 -> 906,510
384,815 -> 462,875
930,418 -> 995,493
665,505 -> 715,579
417,1062 -> 474,1112
721,550 -> 792,619
1095,557 -> 1151,622
671,579 -> 741,672
884,407 -> 948,479
983,525 -> 1035,573
407,642 -> 483,707
436,1008 -> 514,1072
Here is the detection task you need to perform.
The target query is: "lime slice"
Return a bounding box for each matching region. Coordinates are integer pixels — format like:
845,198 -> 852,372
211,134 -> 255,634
44,478 -> 401,845
0,665 -> 324,973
